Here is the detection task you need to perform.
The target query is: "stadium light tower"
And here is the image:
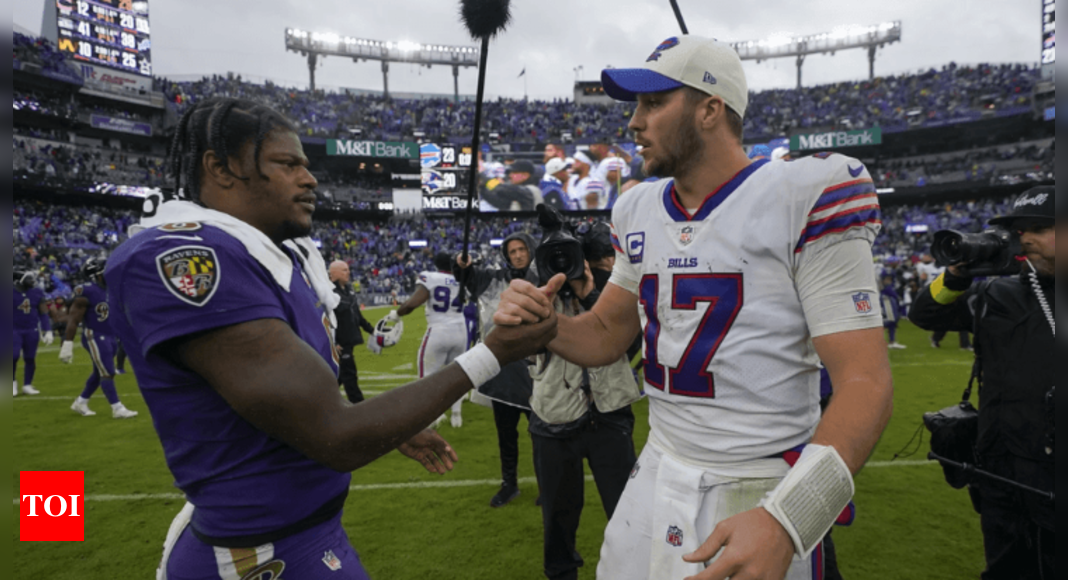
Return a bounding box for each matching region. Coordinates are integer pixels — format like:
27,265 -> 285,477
284,28 -> 479,100
729,22 -> 902,88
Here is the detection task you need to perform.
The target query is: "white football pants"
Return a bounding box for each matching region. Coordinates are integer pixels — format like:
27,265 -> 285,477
597,442 -> 826,580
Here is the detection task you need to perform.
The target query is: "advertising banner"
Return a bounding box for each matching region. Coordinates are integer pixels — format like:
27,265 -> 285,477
790,127 -> 883,151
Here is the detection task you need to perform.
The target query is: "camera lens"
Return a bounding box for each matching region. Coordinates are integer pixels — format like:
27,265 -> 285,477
549,251 -> 572,274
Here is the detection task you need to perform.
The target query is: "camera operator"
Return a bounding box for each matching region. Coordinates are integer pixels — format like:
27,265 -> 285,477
454,232 -> 540,507
528,213 -> 642,580
909,186 -> 1055,579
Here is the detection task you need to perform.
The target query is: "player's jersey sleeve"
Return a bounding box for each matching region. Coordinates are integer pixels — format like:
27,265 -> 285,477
607,181 -> 659,295
416,271 -> 432,291
791,155 -> 883,337
106,226 -> 288,358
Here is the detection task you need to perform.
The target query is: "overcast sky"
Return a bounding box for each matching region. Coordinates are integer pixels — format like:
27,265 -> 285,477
14,0 -> 1046,99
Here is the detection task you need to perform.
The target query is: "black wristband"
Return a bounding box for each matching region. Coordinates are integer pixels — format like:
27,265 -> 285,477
579,288 -> 601,311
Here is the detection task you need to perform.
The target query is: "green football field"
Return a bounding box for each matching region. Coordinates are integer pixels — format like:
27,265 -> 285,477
12,313 -> 984,579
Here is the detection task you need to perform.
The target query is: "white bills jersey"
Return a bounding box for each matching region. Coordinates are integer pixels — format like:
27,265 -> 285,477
608,154 -> 883,464
417,271 -> 466,328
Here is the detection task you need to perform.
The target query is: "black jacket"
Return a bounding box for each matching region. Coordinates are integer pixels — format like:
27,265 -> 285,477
333,282 -> 374,348
909,272 -> 1055,469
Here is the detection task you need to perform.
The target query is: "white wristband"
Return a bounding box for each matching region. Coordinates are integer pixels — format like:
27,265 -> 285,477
454,343 -> 502,389
761,444 -> 854,558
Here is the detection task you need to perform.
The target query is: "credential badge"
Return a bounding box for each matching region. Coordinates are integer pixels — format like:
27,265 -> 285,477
156,245 -> 220,307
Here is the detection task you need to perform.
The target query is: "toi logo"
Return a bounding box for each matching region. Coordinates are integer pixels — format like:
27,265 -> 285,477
20,471 -> 85,541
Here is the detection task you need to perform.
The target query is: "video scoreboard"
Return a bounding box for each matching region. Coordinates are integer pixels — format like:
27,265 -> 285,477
420,143 -> 474,210
54,0 -> 152,76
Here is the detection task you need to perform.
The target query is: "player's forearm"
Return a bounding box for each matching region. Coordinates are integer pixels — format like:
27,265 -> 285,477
548,310 -> 628,367
38,310 -> 52,331
331,365 -> 472,471
810,371 -> 893,474
62,306 -> 86,342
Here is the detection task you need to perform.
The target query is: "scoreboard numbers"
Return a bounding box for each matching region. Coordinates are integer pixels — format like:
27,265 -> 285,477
56,0 -> 153,77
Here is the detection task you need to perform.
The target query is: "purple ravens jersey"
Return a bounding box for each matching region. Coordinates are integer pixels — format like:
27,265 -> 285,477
105,223 -> 347,543
73,283 -> 112,335
14,287 -> 47,331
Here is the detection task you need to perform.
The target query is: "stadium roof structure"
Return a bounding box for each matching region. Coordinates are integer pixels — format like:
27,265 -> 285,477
729,21 -> 902,88
285,28 -> 479,100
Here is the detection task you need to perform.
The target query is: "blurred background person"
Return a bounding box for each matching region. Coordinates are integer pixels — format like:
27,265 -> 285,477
330,260 -> 375,404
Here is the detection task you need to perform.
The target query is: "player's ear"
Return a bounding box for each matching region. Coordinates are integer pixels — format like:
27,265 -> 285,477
201,150 -> 237,190
697,95 -> 724,132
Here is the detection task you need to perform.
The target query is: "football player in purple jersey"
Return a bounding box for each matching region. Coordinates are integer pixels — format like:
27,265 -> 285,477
13,270 -> 53,397
59,258 -> 138,419
105,98 -> 557,579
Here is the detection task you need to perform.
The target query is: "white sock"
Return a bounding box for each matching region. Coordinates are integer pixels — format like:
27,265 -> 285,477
111,402 -> 124,411
76,396 -> 90,404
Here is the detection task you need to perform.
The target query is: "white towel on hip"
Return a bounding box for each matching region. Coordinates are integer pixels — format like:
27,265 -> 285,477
649,453 -> 708,578
131,200 -> 339,327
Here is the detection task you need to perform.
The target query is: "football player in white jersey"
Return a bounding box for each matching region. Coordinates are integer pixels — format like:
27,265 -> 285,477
494,35 -> 893,580
388,253 -> 470,428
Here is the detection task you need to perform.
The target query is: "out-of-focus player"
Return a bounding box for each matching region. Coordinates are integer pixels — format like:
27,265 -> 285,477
59,258 -> 138,419
389,252 -> 470,428
13,271 -> 53,396
103,98 -> 555,579
495,35 -> 893,580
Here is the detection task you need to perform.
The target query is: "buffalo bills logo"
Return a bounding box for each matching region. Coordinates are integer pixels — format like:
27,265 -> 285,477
646,37 -> 680,62
666,525 -> 684,547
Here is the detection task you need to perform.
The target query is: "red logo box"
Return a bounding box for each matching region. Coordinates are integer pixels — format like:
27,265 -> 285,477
20,471 -> 85,541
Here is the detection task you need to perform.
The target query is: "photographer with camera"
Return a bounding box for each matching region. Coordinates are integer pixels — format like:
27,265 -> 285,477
909,186 -> 1055,580
454,232 -> 540,507
528,207 -> 643,580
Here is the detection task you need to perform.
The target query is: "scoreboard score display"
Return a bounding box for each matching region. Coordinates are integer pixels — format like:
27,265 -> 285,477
420,142 -> 473,198
55,0 -> 152,76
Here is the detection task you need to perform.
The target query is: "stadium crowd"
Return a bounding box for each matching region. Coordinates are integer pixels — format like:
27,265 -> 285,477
13,193 -> 1019,305
12,32 -> 1044,145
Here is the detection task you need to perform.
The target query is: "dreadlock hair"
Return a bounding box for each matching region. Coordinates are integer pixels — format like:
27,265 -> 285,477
167,97 -> 297,201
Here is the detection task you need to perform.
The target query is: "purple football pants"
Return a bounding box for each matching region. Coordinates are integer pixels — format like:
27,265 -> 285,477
166,513 -> 371,580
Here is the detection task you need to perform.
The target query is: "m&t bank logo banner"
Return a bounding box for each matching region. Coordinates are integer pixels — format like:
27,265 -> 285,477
790,127 -> 883,151
327,140 -> 418,160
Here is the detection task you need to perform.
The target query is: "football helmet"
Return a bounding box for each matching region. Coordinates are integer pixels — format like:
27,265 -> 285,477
14,270 -> 37,287
81,257 -> 107,280
372,318 -> 404,348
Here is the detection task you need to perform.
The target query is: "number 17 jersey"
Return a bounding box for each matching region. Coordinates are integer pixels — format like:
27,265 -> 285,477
609,155 -> 884,464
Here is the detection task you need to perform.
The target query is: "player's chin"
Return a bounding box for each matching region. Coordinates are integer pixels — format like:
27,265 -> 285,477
279,218 -> 314,241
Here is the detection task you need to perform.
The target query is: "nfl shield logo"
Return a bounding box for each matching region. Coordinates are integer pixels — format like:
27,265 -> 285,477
322,550 -> 342,571
666,525 -> 684,547
156,246 -> 220,307
852,292 -> 873,314
679,225 -> 694,246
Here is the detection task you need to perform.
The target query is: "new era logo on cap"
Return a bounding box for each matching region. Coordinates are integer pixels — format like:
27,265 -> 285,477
702,72 -> 717,85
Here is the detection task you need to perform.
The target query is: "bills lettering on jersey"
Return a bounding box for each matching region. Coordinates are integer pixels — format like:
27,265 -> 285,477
156,246 -> 219,306
852,292 -> 873,314
668,258 -> 698,269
